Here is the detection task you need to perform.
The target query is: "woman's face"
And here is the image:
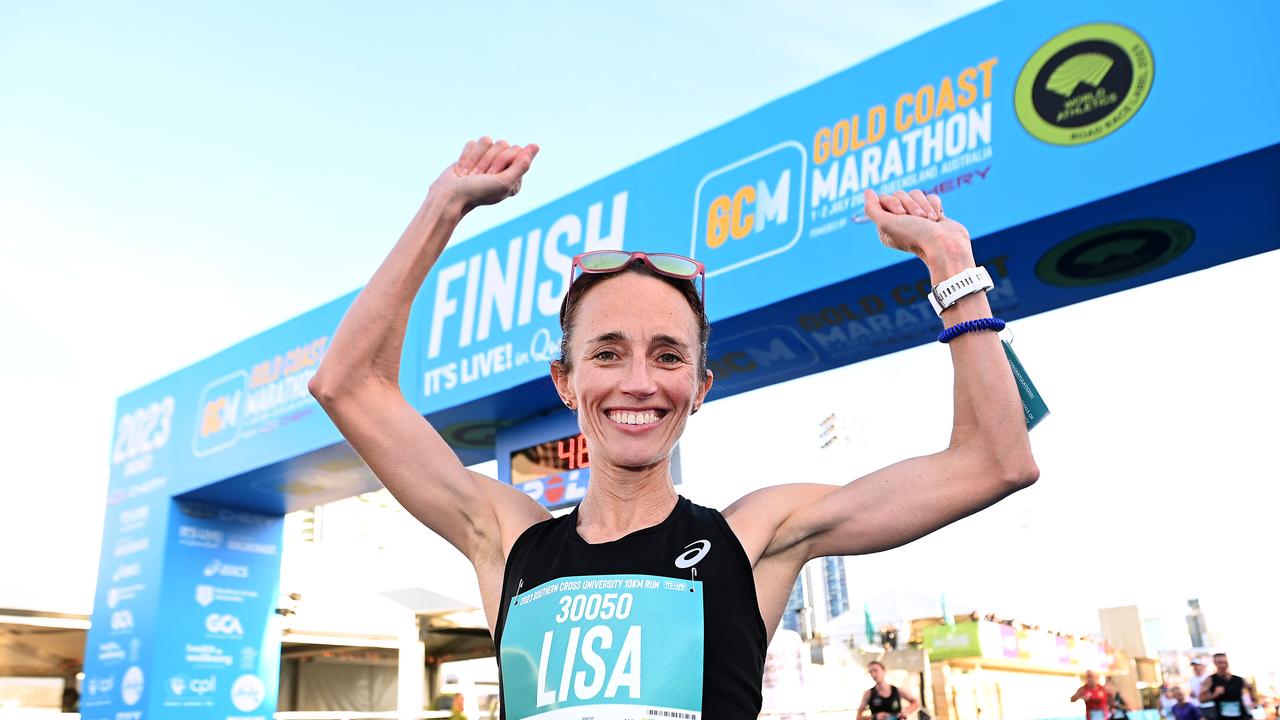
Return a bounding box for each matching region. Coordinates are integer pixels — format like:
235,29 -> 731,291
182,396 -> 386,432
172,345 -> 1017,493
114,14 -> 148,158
869,664 -> 885,682
553,273 -> 712,473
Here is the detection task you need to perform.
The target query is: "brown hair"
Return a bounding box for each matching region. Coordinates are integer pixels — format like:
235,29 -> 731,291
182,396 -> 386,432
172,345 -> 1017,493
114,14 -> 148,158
868,661 -> 886,671
558,260 -> 709,380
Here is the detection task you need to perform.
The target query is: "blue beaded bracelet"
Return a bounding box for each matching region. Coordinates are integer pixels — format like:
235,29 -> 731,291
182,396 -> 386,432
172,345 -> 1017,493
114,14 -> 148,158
938,317 -> 1005,343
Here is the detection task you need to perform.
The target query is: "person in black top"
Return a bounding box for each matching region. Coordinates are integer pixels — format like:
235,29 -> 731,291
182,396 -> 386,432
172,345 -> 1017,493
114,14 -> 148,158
311,137 -> 1039,718
858,661 -> 922,720
1200,653 -> 1252,720
1106,676 -> 1131,720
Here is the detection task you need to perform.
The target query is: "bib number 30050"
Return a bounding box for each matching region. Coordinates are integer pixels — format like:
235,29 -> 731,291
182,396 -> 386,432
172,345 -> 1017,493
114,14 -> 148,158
501,574 -> 704,720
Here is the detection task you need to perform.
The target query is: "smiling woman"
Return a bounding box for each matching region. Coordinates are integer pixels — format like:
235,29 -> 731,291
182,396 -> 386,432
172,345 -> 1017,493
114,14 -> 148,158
307,136 -> 1038,719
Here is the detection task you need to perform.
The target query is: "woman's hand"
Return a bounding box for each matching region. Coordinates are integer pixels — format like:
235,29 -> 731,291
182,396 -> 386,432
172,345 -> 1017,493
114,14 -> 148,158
430,136 -> 540,215
863,188 -> 973,267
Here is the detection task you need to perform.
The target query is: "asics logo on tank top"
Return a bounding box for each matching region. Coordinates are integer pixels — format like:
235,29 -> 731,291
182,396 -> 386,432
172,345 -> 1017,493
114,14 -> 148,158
674,539 -> 711,568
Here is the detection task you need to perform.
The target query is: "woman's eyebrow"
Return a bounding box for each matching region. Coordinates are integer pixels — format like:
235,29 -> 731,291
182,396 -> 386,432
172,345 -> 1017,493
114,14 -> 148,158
650,334 -> 689,350
586,331 -> 627,345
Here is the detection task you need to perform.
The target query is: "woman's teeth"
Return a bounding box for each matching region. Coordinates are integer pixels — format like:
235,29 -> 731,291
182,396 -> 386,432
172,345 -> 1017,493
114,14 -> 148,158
610,410 -> 659,425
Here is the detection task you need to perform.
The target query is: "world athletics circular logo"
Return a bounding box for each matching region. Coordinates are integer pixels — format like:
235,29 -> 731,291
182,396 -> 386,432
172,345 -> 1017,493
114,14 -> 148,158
1036,219 -> 1194,287
1015,23 -> 1154,145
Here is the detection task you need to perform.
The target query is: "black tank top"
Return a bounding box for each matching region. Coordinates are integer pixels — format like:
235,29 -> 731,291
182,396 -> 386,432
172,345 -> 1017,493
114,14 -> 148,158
494,495 -> 767,719
869,684 -> 902,717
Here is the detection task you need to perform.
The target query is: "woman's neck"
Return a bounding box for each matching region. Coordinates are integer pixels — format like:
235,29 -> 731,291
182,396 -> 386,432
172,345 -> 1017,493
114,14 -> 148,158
575,465 -> 678,543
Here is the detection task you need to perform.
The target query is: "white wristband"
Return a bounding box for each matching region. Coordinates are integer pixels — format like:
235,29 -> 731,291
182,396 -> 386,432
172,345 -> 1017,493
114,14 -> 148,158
928,266 -> 994,315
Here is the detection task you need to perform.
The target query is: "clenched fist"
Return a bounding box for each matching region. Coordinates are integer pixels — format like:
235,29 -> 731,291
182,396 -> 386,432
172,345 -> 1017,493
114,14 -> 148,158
863,188 -> 972,264
430,136 -> 540,215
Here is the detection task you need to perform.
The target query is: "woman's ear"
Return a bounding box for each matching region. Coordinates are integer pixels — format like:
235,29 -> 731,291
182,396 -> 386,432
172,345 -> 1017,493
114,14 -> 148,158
550,360 -> 574,409
692,368 -> 714,414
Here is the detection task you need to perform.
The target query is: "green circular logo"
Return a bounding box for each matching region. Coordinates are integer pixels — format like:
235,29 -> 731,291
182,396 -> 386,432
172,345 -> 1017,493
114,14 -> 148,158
1036,219 -> 1193,287
440,419 -> 513,450
1015,23 -> 1154,145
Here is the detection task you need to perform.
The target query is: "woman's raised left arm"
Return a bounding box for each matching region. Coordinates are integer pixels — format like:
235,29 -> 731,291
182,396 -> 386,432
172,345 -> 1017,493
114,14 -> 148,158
726,189 -> 1037,563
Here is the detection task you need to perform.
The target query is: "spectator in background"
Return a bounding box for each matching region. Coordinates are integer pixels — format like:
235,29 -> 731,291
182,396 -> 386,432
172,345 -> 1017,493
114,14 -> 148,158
1190,658 -> 1217,719
1160,685 -> 1181,720
858,661 -> 922,720
1071,670 -> 1111,720
1172,687 -> 1205,720
1106,677 -> 1131,720
1201,653 -> 1251,720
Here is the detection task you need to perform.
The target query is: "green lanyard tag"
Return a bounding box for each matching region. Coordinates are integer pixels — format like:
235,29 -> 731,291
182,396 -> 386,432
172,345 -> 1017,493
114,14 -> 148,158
1001,339 -> 1049,430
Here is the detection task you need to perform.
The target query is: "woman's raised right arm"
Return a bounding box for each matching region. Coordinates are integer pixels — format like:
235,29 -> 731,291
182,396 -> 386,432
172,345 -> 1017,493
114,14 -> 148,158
307,138 -> 549,578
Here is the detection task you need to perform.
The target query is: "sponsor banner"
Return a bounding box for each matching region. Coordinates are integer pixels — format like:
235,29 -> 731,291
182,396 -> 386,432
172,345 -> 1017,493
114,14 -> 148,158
84,490 -> 170,719
924,621 -> 1113,669
146,504 -> 283,719
104,1 -> 1276,478
190,336 -> 327,459
159,293 -> 382,493
381,0 -> 1274,426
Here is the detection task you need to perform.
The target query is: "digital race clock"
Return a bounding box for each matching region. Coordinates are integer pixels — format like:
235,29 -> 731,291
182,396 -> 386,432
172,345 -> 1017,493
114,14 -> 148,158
496,413 -> 681,511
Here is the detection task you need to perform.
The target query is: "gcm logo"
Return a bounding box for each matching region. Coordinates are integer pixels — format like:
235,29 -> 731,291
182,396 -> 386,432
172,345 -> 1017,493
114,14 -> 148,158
199,391 -> 241,438
691,141 -> 806,278
704,169 -> 792,249
193,371 -> 248,457
205,613 -> 244,636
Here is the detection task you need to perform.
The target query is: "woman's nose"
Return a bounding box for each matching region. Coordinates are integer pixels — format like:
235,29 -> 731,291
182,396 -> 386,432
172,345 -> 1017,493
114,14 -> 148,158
619,357 -> 658,396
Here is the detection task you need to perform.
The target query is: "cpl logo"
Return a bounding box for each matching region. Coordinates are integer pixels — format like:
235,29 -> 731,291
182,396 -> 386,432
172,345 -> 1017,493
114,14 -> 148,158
168,675 -> 216,696
192,370 -> 247,457
205,613 -> 245,637
691,142 -> 806,278
86,675 -> 114,696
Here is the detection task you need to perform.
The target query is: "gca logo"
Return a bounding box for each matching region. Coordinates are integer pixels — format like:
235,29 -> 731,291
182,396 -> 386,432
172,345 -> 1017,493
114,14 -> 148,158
205,613 -> 244,636
111,610 -> 134,631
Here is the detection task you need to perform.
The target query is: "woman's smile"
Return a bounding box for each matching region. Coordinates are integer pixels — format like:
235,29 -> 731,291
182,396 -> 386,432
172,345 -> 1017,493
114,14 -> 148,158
604,407 -> 668,430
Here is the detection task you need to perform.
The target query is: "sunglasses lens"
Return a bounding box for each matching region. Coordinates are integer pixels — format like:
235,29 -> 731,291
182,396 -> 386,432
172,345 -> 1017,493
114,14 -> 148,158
647,254 -> 699,278
578,251 -> 633,271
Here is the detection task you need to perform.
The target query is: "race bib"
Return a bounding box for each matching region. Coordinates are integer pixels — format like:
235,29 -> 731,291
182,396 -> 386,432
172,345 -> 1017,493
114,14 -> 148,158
1219,700 -> 1243,717
501,574 -> 704,719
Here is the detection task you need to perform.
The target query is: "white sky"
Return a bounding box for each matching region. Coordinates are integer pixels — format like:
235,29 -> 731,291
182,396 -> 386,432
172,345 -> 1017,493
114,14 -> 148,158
1,0 -> 1276,679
